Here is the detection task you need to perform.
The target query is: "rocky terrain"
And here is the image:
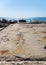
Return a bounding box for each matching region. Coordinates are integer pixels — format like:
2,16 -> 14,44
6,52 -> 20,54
0,23 -> 46,64
0,61 -> 46,65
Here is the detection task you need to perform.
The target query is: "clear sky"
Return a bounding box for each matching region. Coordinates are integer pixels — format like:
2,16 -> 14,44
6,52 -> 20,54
0,0 -> 46,18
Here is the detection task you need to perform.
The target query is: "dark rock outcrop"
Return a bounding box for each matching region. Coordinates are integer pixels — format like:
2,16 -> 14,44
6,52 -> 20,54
19,19 -> 26,23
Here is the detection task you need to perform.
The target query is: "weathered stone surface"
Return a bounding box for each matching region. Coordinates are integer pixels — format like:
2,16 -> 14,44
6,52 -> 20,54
0,61 -> 46,65
0,23 -> 46,61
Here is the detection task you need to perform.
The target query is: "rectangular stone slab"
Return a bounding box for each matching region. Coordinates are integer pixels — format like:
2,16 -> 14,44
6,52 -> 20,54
0,23 -> 46,60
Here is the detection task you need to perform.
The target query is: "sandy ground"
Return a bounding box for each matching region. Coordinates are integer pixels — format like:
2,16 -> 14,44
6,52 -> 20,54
0,23 -> 46,58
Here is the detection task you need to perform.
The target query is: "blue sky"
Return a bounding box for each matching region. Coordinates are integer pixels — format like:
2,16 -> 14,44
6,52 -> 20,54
0,0 -> 46,18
